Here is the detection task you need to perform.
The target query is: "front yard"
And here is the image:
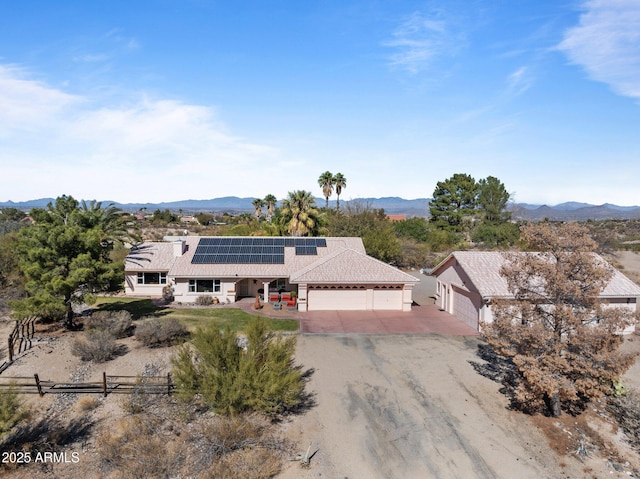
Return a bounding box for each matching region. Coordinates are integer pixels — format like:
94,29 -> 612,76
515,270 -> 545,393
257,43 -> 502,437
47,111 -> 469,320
92,296 -> 299,333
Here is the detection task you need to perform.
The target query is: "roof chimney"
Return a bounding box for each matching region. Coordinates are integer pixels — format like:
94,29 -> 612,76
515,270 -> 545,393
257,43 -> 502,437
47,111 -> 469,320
173,240 -> 186,257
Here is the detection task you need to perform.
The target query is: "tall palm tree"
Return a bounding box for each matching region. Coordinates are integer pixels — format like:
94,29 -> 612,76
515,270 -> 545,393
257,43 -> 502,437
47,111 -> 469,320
333,173 -> 347,211
280,190 -> 319,237
252,198 -> 265,219
263,194 -> 277,221
318,171 -> 334,208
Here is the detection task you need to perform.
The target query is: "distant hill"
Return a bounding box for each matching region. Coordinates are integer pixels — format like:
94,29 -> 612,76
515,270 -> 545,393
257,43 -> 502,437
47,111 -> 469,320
2,197 -> 639,221
507,204 -> 640,221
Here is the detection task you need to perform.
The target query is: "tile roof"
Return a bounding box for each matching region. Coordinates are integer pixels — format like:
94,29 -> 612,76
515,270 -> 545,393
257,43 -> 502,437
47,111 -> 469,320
124,242 -> 176,271
432,251 -> 640,299
124,236 -> 420,285
290,248 -> 419,284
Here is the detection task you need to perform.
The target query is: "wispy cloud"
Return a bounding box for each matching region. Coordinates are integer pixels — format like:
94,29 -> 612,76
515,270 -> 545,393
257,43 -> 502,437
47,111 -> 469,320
506,66 -> 533,96
0,65 -> 80,133
557,0 -> 640,100
383,10 -> 463,74
0,65 -> 284,202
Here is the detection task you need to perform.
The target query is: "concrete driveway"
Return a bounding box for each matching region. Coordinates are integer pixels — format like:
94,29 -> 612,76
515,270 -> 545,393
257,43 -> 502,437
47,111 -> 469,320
297,271 -> 478,335
297,305 -> 478,335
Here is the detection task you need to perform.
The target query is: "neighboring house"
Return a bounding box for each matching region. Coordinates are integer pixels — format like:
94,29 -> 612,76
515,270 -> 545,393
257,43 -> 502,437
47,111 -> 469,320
180,215 -> 199,224
431,251 -> 640,332
125,236 -> 418,312
386,214 -> 407,222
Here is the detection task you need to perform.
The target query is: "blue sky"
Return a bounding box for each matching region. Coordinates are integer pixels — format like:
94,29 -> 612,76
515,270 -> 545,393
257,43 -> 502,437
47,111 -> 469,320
1,0 -> 639,206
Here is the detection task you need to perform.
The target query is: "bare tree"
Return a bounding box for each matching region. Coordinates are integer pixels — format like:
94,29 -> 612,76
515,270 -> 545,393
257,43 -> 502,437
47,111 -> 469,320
484,222 -> 636,417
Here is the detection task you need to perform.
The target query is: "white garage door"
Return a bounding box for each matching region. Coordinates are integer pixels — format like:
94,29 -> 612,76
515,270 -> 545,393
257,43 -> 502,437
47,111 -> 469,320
372,288 -> 403,310
308,288 -> 367,311
452,286 -> 479,330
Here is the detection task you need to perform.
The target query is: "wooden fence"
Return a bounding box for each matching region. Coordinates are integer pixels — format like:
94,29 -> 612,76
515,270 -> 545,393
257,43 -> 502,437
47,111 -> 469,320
0,372 -> 174,397
0,317 -> 37,374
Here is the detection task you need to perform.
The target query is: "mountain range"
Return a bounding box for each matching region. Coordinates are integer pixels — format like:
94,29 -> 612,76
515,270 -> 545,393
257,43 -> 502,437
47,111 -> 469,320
2,197 -> 640,221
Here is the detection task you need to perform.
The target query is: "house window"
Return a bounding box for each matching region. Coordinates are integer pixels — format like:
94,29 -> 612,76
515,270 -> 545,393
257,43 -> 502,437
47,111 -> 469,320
189,279 -> 221,293
436,281 -> 441,294
137,272 -> 167,285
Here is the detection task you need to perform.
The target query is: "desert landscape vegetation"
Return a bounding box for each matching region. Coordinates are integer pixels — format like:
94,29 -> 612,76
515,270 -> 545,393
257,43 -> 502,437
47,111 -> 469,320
1,173 -> 640,478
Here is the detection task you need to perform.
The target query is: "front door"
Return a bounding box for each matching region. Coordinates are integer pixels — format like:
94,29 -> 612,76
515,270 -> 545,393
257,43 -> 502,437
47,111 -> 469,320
237,279 -> 250,298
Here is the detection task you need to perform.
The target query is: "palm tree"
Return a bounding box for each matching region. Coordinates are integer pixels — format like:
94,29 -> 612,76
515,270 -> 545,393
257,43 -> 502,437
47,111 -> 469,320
333,173 -> 347,211
80,199 -> 138,247
280,190 -> 319,237
263,194 -> 277,222
318,171 -> 334,208
252,198 -> 265,219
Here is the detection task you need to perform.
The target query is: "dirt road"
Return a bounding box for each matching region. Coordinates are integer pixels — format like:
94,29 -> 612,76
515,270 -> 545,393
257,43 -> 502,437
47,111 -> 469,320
280,334 -> 593,479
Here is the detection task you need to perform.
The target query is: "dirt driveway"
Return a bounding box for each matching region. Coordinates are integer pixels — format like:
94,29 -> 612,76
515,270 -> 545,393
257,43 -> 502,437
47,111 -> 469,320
278,334 -> 617,479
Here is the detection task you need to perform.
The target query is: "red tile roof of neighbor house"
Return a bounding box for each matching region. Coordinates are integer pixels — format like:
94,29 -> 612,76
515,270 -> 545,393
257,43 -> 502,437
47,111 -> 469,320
386,214 -> 406,222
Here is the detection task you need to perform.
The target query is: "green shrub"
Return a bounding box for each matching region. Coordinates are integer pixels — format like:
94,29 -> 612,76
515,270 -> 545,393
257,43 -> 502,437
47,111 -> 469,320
71,329 -> 119,362
0,385 -> 29,439
85,310 -> 133,338
171,317 -> 305,416
135,318 -> 189,348
195,295 -> 213,306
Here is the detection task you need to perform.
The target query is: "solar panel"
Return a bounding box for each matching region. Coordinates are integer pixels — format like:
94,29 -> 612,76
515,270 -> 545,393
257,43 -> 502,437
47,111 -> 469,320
295,246 -> 318,255
191,237 -> 328,263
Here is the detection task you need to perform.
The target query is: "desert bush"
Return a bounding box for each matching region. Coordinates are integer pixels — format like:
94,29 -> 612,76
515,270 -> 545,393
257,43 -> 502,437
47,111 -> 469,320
0,385 -> 29,440
171,317 -> 305,416
85,310 -> 133,338
77,397 -> 101,412
608,388 -> 640,448
397,238 -> 429,269
135,318 -> 189,348
188,414 -> 284,478
71,329 -> 119,362
195,295 -> 213,305
96,415 -> 180,479
120,363 -> 168,414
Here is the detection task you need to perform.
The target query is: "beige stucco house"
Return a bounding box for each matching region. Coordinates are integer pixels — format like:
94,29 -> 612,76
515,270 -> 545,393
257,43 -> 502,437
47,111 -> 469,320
125,236 -> 418,312
431,251 -> 640,332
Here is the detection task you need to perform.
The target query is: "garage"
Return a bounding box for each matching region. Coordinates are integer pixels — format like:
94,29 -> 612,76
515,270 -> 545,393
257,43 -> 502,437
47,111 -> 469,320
307,285 -> 367,311
372,285 -> 404,310
452,286 -> 479,330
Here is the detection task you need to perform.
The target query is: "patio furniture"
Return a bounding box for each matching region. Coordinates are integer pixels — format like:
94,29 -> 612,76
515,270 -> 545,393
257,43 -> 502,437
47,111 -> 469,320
286,298 -> 297,311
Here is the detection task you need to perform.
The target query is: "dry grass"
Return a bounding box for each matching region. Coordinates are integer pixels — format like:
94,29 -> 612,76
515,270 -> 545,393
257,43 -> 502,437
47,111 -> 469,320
76,396 -> 101,412
94,411 -> 288,479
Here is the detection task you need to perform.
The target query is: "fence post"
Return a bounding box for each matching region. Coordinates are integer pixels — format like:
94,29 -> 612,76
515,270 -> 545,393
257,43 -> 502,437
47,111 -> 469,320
34,373 -> 43,397
8,337 -> 13,363
167,372 -> 172,395
103,372 -> 108,397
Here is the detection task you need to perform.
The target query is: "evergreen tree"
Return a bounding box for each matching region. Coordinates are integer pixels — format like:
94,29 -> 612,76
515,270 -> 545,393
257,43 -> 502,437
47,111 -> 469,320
11,196 -> 127,328
429,173 -> 478,231
477,176 -> 511,224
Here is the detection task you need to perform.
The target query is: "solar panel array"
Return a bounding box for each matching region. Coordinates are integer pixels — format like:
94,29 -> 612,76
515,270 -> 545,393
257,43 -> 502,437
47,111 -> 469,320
191,237 -> 327,264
